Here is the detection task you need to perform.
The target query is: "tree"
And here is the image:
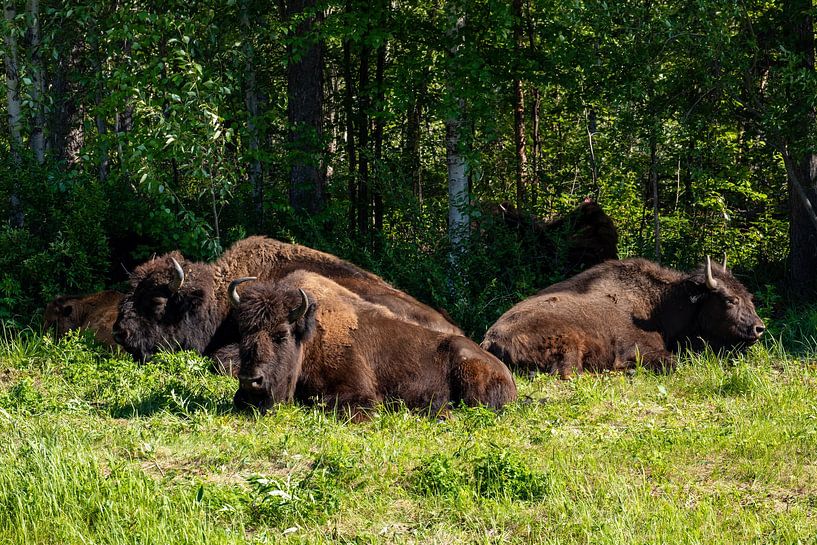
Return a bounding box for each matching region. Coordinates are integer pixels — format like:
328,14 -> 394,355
4,0 -> 23,227
287,0 -> 325,214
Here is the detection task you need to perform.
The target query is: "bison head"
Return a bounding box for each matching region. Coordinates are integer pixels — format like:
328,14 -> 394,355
687,256 -> 765,351
231,280 -> 317,414
112,252 -> 220,361
43,296 -> 81,338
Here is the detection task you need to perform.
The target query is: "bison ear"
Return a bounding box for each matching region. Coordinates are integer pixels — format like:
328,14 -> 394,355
294,302 -> 318,343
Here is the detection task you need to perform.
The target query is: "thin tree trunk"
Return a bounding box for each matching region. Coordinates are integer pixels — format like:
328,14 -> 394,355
342,4 -> 357,234
241,0 -> 263,226
287,0 -> 325,214
650,136 -> 661,263
512,0 -> 527,210
373,41 -> 385,233
586,107 -> 598,189
531,88 -> 541,208
446,11 -> 468,265
26,0 -> 44,164
356,39 -> 370,235
4,0 -> 23,227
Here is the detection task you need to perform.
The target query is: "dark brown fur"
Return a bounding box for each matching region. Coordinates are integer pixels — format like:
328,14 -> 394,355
481,259 -> 765,377
43,291 -> 123,349
113,236 -> 461,363
233,271 -> 516,417
484,199 -> 618,275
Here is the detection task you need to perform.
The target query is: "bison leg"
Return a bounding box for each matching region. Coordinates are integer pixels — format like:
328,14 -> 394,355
450,339 -> 517,409
621,334 -> 676,373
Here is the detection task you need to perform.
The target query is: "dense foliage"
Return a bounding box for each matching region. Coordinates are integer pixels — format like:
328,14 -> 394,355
0,0 -> 814,334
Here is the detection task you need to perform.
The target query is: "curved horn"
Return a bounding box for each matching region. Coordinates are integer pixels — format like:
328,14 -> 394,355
705,255 -> 719,290
228,277 -> 257,307
722,254 -> 728,270
169,257 -> 185,292
288,289 -> 309,323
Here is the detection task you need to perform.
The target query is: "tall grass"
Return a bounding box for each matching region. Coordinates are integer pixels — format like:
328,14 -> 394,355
0,323 -> 816,544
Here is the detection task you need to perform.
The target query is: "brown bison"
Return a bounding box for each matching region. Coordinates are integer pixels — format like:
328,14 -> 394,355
483,198 -> 618,275
481,257 -> 765,377
112,236 -> 460,365
230,271 -> 517,417
43,291 -> 123,349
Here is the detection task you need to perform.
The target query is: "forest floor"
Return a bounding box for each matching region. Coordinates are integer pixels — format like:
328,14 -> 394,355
1,314 -> 816,544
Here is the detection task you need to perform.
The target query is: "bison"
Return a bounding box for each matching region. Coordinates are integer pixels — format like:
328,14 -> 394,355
481,257 -> 765,377
112,236 -> 461,367
482,198 -> 619,276
43,291 -> 123,349
230,271 -> 517,418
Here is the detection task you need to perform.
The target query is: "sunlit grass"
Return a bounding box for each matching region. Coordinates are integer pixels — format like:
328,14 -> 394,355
0,322 -> 816,544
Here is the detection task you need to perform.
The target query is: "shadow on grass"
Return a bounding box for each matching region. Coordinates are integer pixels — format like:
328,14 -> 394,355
108,383 -> 236,419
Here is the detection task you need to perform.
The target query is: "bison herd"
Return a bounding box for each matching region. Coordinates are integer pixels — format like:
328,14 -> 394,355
43,205 -> 765,419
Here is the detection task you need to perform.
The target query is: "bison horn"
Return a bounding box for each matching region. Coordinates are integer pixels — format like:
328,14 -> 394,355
228,277 -> 257,307
288,289 -> 309,323
705,255 -> 719,290
169,257 -> 185,292
722,254 -> 728,270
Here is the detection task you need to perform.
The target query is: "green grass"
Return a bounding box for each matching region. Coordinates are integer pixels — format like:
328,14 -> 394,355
1,322 -> 817,544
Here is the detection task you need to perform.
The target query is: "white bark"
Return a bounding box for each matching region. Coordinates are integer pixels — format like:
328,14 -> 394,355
446,107 -> 468,253
446,11 -> 468,263
5,0 -> 23,227
27,0 -> 44,164
4,1 -> 22,159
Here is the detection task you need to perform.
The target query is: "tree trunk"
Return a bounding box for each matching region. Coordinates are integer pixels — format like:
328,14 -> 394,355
342,29 -> 357,234
356,39 -> 370,235
241,0 -> 264,226
446,11 -> 468,265
26,0 -> 44,165
512,0 -> 527,210
287,0 -> 325,214
586,108 -> 598,189
4,0 -> 23,227
406,98 -> 422,203
781,0 -> 817,297
649,135 -> 661,262
372,41 -> 385,234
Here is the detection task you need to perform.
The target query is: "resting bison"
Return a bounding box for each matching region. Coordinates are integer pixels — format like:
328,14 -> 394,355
43,291 -> 123,349
230,271 -> 517,417
484,198 -> 618,275
113,236 -> 460,365
481,257 -> 765,377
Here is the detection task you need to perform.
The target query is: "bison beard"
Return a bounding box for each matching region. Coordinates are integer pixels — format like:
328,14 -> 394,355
482,257 -> 766,377
44,291 -> 123,349
112,236 -> 461,367
231,271 -> 517,418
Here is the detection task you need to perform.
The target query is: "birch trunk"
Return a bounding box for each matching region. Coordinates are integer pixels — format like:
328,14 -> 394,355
26,0 -> 44,164
446,11 -> 468,262
4,0 -> 23,227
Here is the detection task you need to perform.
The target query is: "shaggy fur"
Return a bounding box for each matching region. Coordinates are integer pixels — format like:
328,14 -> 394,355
233,271 -> 517,417
113,236 -> 461,363
43,291 -> 123,349
481,258 -> 765,377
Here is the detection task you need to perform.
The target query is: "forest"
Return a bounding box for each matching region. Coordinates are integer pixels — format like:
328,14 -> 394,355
0,0 -> 814,335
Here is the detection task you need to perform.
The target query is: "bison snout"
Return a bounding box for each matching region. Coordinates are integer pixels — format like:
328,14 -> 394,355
753,323 -> 766,338
238,375 -> 264,390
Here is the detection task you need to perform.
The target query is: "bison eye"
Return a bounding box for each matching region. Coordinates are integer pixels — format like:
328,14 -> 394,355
725,298 -> 737,307
151,296 -> 168,315
272,333 -> 287,343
